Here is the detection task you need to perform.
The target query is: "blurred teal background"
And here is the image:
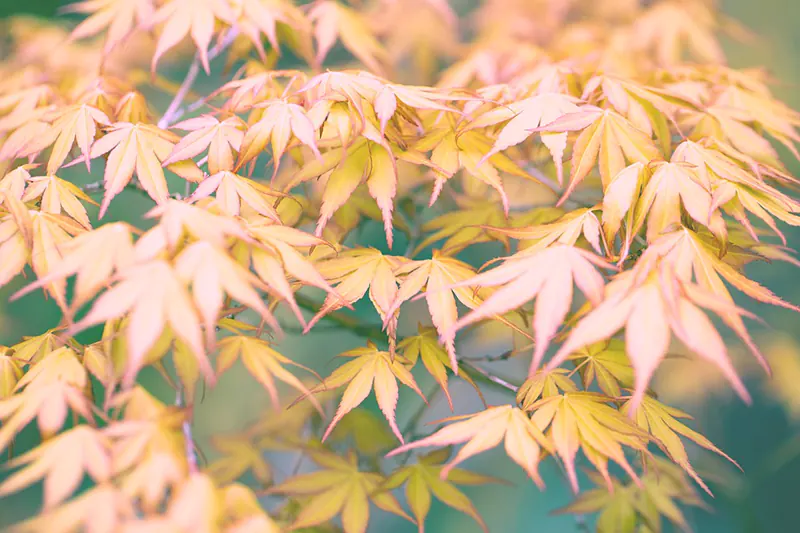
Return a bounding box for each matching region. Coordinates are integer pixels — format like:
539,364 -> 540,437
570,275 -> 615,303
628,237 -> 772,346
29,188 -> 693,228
1,1 -> 800,532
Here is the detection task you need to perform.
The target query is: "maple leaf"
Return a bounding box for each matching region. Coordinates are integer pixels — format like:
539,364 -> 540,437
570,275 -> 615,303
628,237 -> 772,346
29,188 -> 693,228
386,252 -> 510,366
414,127 -> 538,212
21,174 -> 97,229
442,244 -> 611,373
175,241 -> 280,341
470,92 -> 581,185
0,347 -> 93,454
306,342 -> 425,442
270,449 -> 412,533
567,339 -> 635,398
10,484 -> 133,533
491,207 -> 604,255
381,447 -> 503,533
558,459 -> 704,533
205,433 -> 273,486
18,104 -> 111,175
28,212 -> 87,308
529,392 -> 651,492
12,222 -> 135,310
235,100 -> 322,176
623,395 -> 736,495
147,0 -> 235,74
548,257 -> 756,411
66,0 -> 154,56
141,199 -> 252,253
105,388 -> 190,511
88,122 -> 190,216
0,165 -> 31,199
70,259 -> 211,388
644,228 -> 800,369
630,0 -> 725,66
305,247 -> 408,339
516,368 -> 579,410
538,107 -> 661,204
0,213 -> 28,289
328,409 -> 397,457
388,405 -> 551,486
0,426 -> 110,508
287,130 -> 416,247
0,347 -> 23,400
399,326 -> 485,411
163,115 -> 245,174
308,1 -> 388,73
216,335 -> 321,412
582,75 -> 700,153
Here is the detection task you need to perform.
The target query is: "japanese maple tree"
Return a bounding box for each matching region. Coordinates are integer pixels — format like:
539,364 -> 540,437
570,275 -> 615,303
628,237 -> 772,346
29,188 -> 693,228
0,0 -> 798,532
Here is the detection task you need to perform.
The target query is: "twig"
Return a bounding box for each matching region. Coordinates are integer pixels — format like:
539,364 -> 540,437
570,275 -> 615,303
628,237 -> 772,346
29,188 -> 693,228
157,27 -> 241,129
175,390 -> 199,473
460,360 -> 520,393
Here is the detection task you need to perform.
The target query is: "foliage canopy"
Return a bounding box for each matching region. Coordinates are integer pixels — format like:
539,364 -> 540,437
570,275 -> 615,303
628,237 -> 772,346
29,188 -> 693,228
1,0 -> 799,531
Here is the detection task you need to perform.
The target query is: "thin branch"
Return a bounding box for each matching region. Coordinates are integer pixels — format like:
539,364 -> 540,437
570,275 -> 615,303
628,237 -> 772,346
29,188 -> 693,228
175,390 -> 199,473
459,360 -> 521,393
157,27 -> 241,130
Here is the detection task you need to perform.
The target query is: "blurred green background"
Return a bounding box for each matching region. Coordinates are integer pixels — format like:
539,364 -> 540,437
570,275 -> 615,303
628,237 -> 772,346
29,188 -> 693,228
1,1 -> 800,532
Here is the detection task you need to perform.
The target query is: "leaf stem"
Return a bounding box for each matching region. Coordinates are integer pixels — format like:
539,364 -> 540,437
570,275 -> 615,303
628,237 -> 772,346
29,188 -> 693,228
175,390 -> 199,473
157,27 -> 240,130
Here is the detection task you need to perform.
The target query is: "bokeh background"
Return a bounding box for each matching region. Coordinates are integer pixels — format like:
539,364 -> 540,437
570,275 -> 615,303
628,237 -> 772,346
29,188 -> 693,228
1,1 -> 800,531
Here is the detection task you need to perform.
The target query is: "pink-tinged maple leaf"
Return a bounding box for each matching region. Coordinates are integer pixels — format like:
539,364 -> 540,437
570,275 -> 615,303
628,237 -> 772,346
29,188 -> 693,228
547,257 -> 756,412
65,0 -> 154,57
387,405 -> 552,486
441,244 -> 611,374
69,260 -> 211,389
163,115 -> 245,175
146,0 -> 235,74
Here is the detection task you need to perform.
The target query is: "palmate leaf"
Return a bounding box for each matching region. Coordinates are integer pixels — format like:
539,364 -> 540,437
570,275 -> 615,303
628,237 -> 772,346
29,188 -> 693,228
308,1 -> 388,74
328,408 -> 397,457
623,395 -> 736,495
0,426 -> 110,508
18,104 -> 110,175
548,256 -> 756,411
0,347 -> 93,454
399,326 -> 485,410
163,115 -> 245,175
516,368 -> 578,410
538,107 -> 661,204
306,247 -> 408,339
69,259 -> 211,389
21,174 -> 97,230
13,222 -> 135,310
442,244 -> 611,373
470,92 -> 582,185
270,450 -> 413,533
388,405 -> 551,487
381,447 -> 503,533
385,252 -> 531,367
568,339 -> 635,398
146,0 -> 235,74
175,241 -> 280,342
307,341 -> 425,442
645,228 -> 800,369
88,122 -> 201,217
66,0 -> 154,57
557,459 -> 705,533
205,433 -> 273,486
216,335 -> 322,413
235,99 -> 322,177
528,392 -> 651,492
